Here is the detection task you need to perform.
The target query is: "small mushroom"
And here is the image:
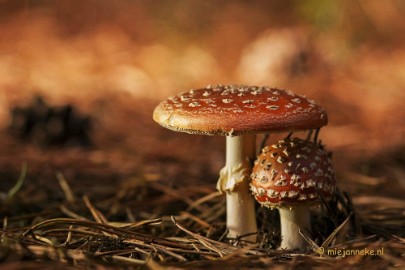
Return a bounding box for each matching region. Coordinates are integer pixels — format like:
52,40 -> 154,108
153,85 -> 327,241
250,137 -> 336,251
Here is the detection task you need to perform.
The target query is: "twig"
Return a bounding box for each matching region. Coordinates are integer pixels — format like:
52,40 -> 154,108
321,213 -> 353,248
186,191 -> 221,212
7,162 -> 28,200
56,172 -> 76,204
83,196 -> 109,224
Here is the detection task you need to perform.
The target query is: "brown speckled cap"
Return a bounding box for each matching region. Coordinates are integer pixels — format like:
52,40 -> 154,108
250,137 -> 336,207
153,85 -> 327,136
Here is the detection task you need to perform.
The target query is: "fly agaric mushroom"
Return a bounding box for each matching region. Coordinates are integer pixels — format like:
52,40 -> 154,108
250,137 -> 336,251
153,85 -> 327,241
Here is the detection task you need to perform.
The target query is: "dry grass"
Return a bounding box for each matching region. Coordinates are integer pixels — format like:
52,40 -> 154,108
1,129 -> 405,269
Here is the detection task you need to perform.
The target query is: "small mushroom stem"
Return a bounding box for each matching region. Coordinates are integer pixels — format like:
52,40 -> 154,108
279,206 -> 311,251
217,134 -> 258,242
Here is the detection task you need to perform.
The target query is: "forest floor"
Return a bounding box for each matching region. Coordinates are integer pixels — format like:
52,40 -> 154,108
1,94 -> 404,270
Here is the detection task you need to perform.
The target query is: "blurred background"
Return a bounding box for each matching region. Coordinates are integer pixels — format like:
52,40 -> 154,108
0,0 -> 404,186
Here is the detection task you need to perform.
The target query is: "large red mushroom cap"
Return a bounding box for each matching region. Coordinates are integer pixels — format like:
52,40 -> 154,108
153,85 -> 327,136
250,137 -> 336,207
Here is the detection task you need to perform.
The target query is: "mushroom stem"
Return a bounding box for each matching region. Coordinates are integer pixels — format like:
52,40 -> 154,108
217,135 -> 258,242
279,206 -> 311,251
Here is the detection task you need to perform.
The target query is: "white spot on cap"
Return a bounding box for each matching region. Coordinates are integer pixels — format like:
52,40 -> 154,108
314,169 -> 324,177
296,183 -> 305,190
260,175 -> 268,183
298,194 -> 307,200
277,156 -> 285,164
264,163 -> 272,171
243,100 -> 254,104
267,189 -> 279,198
291,174 -> 302,186
280,191 -> 288,198
203,91 -> 211,96
289,141 -> 296,147
286,90 -> 295,96
291,174 -> 301,181
250,185 -> 258,195
189,102 -> 201,107
267,97 -> 279,102
270,169 -> 278,180
266,105 -> 279,110
288,190 -> 299,198
306,179 -> 316,187
274,174 -> 287,187
222,99 -> 233,104
181,96 -> 191,102
285,103 -> 294,109
274,178 -> 287,186
291,98 -> 301,103
308,193 -> 318,199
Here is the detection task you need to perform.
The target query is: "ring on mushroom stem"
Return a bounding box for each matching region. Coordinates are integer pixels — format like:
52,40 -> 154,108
250,137 -> 336,251
153,85 -> 327,243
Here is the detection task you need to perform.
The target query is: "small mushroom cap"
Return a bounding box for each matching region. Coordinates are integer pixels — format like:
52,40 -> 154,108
250,137 -> 336,207
153,85 -> 327,136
